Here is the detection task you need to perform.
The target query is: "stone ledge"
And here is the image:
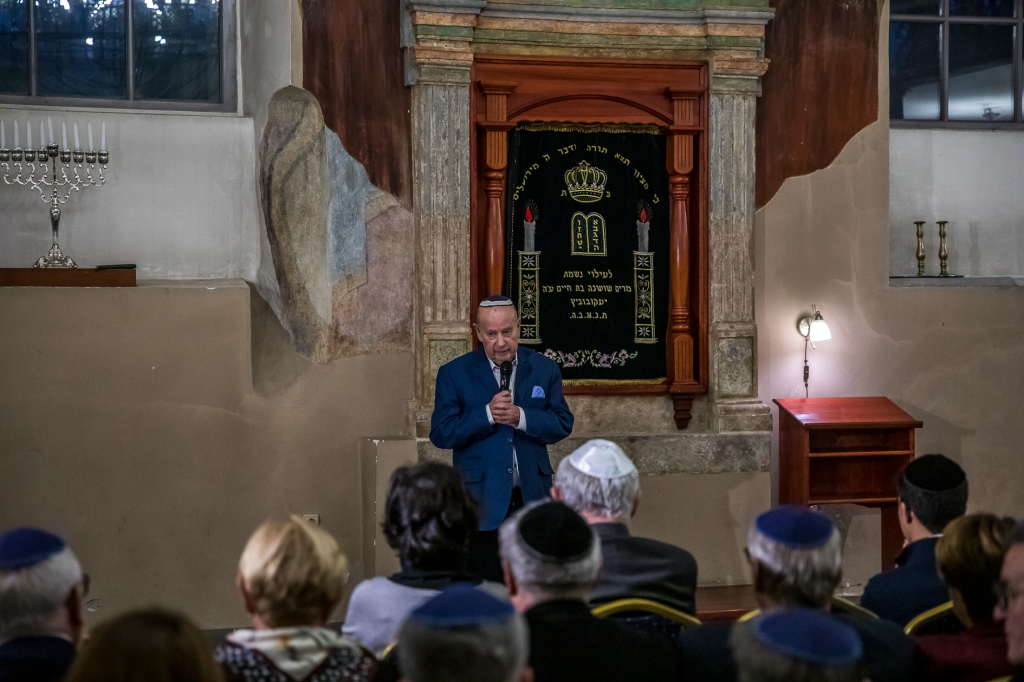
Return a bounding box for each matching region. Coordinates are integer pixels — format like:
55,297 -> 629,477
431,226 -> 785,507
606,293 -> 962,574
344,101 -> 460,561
417,431 -> 769,475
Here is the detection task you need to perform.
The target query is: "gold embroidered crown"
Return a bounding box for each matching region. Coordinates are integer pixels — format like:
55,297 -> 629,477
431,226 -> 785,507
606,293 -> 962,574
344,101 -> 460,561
564,161 -> 607,203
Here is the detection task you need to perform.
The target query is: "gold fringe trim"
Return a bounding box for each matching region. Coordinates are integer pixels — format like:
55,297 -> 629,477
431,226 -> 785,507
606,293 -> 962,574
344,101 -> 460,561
563,377 -> 667,386
519,122 -> 662,135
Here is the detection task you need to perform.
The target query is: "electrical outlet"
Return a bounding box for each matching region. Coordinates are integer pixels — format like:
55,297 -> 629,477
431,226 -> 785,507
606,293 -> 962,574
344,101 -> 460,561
302,514 -> 320,526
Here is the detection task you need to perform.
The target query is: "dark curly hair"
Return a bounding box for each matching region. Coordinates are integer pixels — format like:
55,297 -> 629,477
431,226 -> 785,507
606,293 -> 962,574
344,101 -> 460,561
383,463 -> 479,572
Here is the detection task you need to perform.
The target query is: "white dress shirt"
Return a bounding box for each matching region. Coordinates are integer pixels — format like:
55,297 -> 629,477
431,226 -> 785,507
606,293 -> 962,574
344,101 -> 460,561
484,355 -> 527,488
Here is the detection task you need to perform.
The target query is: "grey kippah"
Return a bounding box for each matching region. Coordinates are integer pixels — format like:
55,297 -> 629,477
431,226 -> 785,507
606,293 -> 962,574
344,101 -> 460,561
480,295 -> 514,308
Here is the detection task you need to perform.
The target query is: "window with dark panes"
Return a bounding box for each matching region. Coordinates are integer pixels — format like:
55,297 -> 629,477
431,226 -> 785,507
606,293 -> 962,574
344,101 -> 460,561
890,0 -> 1024,125
0,0 -> 234,111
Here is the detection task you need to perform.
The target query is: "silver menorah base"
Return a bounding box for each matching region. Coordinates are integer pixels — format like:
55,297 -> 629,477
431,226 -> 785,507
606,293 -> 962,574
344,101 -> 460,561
1,140 -> 109,268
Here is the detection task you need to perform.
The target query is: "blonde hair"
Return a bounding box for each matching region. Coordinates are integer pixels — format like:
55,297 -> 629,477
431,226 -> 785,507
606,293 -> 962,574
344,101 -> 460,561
238,516 -> 348,627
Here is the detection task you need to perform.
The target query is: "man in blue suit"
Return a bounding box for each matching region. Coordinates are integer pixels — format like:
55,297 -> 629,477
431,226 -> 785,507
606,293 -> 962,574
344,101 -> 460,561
430,295 -> 574,580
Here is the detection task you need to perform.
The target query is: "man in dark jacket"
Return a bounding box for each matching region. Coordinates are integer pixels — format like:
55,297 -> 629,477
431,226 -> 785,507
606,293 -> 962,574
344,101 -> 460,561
498,500 -> 677,682
676,506 -> 913,682
861,454 -> 968,626
551,438 -> 697,614
0,528 -> 84,682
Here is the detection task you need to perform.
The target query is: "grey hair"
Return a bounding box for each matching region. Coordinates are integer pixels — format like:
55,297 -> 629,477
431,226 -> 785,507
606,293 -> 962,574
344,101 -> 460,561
731,619 -> 862,682
398,611 -> 529,682
747,524 -> 842,608
555,455 -> 639,522
498,501 -> 601,595
0,547 -> 82,639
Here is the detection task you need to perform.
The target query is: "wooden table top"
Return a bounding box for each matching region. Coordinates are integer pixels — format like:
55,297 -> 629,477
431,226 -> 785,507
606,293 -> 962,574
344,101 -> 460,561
774,397 -> 923,429
695,584 -> 757,622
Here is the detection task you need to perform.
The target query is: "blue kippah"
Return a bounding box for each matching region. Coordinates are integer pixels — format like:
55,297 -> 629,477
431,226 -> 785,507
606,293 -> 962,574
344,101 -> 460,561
753,608 -> 862,666
755,506 -> 834,549
408,585 -> 515,627
0,528 -> 66,571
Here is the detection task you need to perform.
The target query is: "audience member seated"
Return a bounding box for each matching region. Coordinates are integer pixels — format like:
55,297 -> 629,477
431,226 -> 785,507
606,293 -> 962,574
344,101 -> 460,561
551,439 -> 697,615
0,528 -> 85,682
397,585 -> 533,682
677,506 -> 913,682
498,500 -> 677,682
343,462 -> 506,655
995,520 -> 1024,682
731,608 -> 864,682
913,513 -> 1016,682
63,607 -> 222,682
215,515 -> 376,682
861,454 -> 968,626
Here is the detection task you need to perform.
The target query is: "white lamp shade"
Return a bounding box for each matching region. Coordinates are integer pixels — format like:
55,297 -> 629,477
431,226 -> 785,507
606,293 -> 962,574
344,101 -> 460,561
809,317 -> 831,342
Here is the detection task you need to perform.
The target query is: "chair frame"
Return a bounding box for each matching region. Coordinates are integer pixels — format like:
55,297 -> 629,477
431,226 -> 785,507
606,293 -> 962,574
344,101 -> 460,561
903,600 -> 955,636
591,598 -> 702,628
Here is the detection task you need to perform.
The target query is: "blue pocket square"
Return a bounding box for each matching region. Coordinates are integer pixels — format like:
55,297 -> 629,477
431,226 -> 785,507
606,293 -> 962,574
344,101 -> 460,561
532,386 -> 545,398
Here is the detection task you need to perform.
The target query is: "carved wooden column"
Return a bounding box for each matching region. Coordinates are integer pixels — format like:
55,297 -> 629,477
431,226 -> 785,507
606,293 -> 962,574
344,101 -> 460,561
478,83 -> 516,296
666,89 -> 702,428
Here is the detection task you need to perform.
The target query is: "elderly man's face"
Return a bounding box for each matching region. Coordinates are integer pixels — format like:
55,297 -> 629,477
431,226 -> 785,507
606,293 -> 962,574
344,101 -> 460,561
997,544 -> 1024,664
475,306 -> 519,365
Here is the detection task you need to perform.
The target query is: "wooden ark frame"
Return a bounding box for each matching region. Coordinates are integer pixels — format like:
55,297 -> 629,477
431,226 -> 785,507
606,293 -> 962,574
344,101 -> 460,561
469,56 -> 709,429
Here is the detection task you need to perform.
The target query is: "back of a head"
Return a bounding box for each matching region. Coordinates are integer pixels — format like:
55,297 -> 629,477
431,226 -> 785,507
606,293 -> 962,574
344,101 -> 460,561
498,501 -> 600,598
398,585 -> 529,682
0,528 -> 82,640
936,513 -> 1016,625
555,439 -> 639,522
384,462 -> 479,571
897,454 -> 968,533
731,609 -> 863,682
747,507 -> 842,609
238,515 -> 348,628
64,607 -> 222,682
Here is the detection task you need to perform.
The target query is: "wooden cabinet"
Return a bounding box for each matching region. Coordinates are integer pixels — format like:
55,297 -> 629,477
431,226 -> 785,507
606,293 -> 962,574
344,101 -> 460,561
774,397 -> 923,569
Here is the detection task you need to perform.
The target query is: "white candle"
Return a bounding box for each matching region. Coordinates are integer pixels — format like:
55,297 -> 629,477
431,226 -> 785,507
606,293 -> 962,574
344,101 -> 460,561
88,122 -> 93,151
27,120 -> 31,148
48,117 -> 54,145
101,121 -> 106,150
14,120 -> 18,148
73,122 -> 79,149
40,120 -> 45,147
1,120 -> 4,149
62,121 -> 67,149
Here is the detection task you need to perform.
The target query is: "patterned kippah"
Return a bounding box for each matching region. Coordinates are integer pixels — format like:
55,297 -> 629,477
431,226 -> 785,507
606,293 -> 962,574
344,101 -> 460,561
408,584 -> 515,627
0,527 -> 66,571
755,507 -> 834,549
903,454 -> 967,492
568,439 -> 637,479
517,502 -> 594,563
753,608 -> 862,666
479,295 -> 514,308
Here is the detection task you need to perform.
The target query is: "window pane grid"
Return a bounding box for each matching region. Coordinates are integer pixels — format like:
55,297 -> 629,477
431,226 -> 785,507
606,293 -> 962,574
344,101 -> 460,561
0,0 -> 233,111
891,0 -> 1024,124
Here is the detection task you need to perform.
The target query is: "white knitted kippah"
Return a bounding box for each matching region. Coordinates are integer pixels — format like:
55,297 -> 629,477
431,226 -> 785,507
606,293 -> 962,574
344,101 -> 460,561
567,439 -> 636,479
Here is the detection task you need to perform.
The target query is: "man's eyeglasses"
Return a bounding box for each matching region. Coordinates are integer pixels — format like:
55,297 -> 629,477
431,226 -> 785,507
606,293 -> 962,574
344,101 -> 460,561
996,580 -> 1023,610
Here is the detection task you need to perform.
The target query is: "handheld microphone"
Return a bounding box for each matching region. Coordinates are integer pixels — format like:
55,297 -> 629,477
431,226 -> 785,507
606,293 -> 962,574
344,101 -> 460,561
499,360 -> 513,392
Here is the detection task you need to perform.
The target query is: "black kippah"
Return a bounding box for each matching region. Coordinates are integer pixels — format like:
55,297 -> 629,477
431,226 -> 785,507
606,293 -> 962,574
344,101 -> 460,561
903,454 -> 967,492
518,502 -> 593,563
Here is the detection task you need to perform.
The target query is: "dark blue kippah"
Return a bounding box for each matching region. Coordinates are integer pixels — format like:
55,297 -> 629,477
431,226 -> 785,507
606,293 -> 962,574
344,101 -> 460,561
518,502 -> 593,562
0,528 -> 66,571
408,584 -> 514,627
755,507 -> 834,549
753,608 -> 862,666
903,454 -> 966,492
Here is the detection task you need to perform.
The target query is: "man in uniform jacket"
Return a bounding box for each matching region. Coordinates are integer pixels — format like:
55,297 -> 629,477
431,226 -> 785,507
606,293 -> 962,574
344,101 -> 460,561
551,438 -> 697,615
861,454 -> 969,626
499,500 -> 678,682
676,507 -> 914,682
430,295 -> 573,580
0,528 -> 85,682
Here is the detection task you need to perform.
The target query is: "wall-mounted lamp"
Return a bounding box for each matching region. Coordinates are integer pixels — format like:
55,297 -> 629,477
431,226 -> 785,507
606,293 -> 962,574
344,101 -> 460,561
797,305 -> 832,398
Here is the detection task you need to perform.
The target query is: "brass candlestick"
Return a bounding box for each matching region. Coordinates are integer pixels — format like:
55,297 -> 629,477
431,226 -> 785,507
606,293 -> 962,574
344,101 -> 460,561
937,221 -> 949,276
915,221 -> 926,276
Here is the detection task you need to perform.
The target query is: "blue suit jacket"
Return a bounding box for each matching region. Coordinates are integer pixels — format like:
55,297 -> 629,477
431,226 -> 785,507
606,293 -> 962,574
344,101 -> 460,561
430,346 -> 574,530
860,537 -> 949,626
